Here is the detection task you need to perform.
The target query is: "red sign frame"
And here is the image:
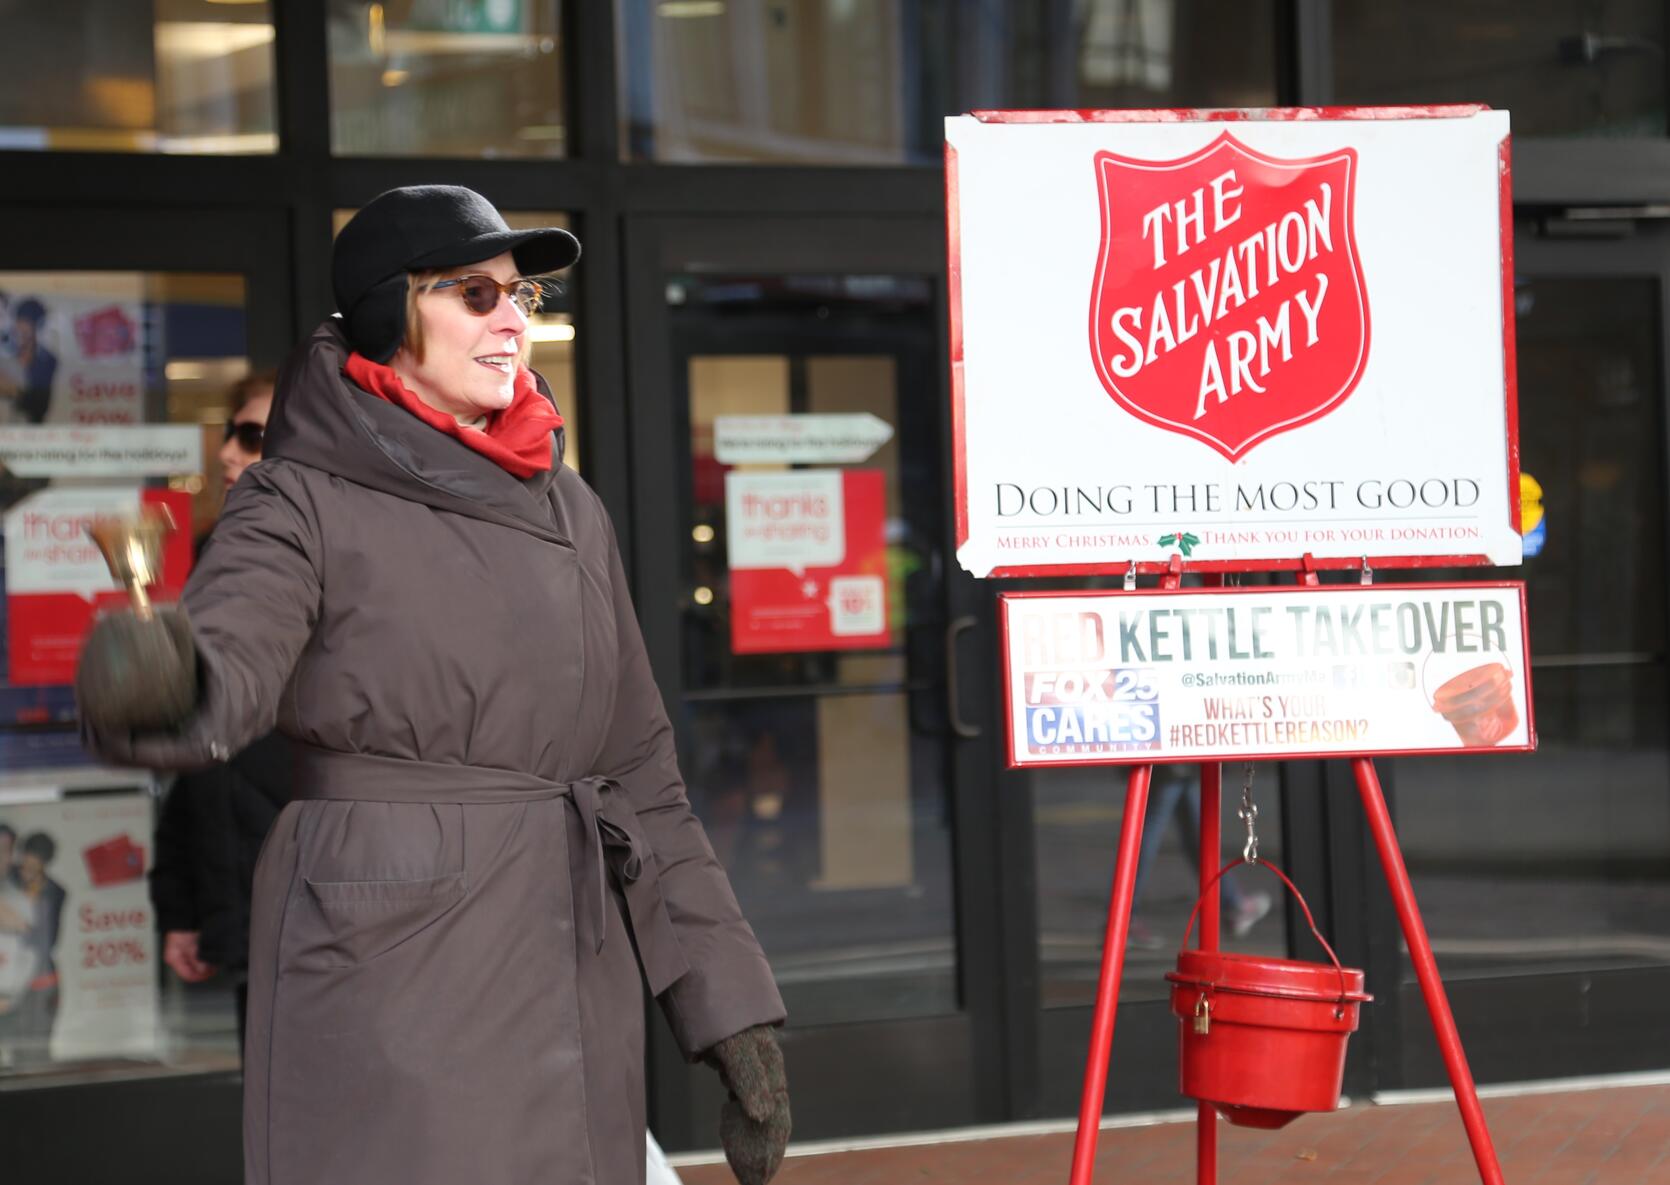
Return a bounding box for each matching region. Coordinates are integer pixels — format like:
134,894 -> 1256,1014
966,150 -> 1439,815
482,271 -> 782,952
999,580 -> 1535,768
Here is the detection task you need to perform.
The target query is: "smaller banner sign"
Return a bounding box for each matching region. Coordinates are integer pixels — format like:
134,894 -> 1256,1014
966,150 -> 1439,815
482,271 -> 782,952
726,468 -> 890,654
0,426 -> 201,478
1001,582 -> 1533,767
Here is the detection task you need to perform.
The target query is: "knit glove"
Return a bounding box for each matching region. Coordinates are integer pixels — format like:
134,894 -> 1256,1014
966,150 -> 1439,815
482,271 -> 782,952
75,607 -> 198,735
705,1025 -> 790,1185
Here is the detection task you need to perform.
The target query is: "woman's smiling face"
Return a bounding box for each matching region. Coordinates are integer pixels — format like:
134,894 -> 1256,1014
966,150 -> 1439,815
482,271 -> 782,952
392,251 -> 528,422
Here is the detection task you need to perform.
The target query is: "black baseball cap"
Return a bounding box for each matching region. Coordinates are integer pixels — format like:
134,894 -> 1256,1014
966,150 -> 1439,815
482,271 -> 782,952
332,185 -> 581,362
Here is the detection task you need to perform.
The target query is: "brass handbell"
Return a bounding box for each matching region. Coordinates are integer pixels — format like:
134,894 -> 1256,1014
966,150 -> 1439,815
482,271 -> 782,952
87,505 -> 177,620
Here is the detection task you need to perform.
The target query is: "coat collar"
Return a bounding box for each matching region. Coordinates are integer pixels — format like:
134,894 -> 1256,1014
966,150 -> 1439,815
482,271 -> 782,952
265,319 -> 571,547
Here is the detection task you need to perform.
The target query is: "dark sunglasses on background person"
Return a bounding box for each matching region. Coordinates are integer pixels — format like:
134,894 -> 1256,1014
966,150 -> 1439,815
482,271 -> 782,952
424,274 -> 544,316
224,420 -> 265,453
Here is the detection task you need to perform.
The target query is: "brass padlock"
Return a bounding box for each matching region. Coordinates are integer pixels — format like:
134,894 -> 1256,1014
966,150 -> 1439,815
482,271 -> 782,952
1192,994 -> 1211,1035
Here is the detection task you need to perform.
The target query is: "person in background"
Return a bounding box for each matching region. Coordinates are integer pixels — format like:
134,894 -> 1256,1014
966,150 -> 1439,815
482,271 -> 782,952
150,370 -> 289,1050
216,371 -> 275,496
11,298 -> 57,424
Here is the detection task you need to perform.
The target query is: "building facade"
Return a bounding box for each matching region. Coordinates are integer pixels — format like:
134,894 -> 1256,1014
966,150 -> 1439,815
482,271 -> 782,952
1,3 -> 1667,1181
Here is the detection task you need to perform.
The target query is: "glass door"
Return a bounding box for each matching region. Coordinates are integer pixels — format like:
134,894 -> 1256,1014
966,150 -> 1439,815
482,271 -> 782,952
1377,219 -> 1670,1086
623,215 -> 1009,1146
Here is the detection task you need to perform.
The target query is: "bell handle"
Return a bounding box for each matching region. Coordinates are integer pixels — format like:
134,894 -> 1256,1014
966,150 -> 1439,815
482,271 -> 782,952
1179,856 -> 1351,1009
128,583 -> 155,622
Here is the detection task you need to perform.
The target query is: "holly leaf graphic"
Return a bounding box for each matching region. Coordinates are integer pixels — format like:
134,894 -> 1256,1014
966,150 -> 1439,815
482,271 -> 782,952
1180,532 -> 1201,556
1157,534 -> 1177,548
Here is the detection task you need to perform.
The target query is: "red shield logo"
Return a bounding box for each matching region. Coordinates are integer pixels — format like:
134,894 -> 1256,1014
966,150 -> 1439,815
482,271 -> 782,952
1089,132 -> 1369,460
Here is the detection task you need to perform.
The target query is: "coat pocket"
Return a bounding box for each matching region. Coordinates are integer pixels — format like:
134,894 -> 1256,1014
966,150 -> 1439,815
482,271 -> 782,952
302,871 -> 467,966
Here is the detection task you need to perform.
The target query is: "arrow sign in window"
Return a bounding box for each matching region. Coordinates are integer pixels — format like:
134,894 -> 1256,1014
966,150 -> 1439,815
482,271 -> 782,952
714,413 -> 894,465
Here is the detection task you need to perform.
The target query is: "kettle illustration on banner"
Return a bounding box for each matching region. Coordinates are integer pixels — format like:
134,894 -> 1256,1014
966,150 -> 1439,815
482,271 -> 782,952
1418,617 -> 1521,748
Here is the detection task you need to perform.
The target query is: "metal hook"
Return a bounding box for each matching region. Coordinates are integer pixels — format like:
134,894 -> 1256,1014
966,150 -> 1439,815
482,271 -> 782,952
1238,762 -> 1259,864
1123,560 -> 1137,591
1360,555 -> 1374,585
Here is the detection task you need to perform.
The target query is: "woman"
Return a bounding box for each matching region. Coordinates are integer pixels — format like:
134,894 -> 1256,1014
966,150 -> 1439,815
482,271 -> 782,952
76,186 -> 788,1185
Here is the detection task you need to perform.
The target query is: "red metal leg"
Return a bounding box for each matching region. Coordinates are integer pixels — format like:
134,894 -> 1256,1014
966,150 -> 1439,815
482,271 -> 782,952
1195,762 -> 1221,1184
1067,764 -> 1152,1185
1351,758 -> 1505,1185
1197,763 -> 1222,952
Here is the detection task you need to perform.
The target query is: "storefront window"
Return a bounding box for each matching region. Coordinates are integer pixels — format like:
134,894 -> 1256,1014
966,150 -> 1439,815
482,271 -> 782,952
0,270 -> 249,1081
328,0 -> 568,158
1396,272 -> 1670,984
1333,1 -> 1667,137
0,1 -> 276,154
330,209 -> 581,467
618,0 -> 1276,164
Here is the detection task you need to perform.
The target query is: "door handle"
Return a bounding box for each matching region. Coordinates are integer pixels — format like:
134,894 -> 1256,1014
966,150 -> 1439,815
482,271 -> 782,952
946,615 -> 981,740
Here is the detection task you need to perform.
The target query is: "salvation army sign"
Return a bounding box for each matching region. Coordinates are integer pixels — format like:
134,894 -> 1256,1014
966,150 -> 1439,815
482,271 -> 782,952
1000,583 -> 1533,767
947,106 -> 1518,577
1090,134 -> 1367,459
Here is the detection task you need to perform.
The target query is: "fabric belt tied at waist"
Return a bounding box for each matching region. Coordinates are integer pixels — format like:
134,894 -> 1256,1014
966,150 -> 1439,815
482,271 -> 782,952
290,745 -> 691,995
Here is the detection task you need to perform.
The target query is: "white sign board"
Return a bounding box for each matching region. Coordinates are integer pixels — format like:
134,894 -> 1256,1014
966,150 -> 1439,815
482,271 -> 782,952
1001,584 -> 1533,767
714,414 -> 893,464
0,426 -> 201,477
947,107 -> 1519,576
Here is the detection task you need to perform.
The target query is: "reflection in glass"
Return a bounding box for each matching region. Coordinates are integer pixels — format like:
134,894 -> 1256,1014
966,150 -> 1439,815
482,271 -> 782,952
1333,1 -> 1667,137
1034,761 -> 1286,1007
671,274 -> 957,1024
0,271 -> 250,1082
1396,272 -> 1670,980
328,0 -> 567,158
619,0 -> 1276,163
0,0 -> 276,153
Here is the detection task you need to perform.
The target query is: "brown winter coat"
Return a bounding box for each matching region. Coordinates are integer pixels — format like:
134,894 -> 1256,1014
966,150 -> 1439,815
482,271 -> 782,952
85,320 -> 785,1185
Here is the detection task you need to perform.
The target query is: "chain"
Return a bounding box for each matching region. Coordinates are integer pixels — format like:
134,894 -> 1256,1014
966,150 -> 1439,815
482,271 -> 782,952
1238,762 -> 1259,863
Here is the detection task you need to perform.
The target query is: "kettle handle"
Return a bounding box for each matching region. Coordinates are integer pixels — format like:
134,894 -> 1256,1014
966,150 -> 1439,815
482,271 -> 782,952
1179,857 -> 1351,1007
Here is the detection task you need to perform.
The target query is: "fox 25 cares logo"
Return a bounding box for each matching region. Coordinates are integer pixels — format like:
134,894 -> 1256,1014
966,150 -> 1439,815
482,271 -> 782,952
1023,667 -> 1161,755
1089,131 -> 1370,460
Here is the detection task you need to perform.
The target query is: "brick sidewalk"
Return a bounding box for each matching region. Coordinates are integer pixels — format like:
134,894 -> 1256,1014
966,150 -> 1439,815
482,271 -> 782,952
677,1084 -> 1670,1184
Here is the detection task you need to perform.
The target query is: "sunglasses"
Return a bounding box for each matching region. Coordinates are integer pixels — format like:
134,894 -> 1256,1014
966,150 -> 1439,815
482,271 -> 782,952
425,274 -> 543,317
223,420 -> 264,453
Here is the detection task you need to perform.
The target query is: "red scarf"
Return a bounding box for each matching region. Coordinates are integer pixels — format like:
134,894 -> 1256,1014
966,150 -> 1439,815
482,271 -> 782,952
345,352 -> 561,479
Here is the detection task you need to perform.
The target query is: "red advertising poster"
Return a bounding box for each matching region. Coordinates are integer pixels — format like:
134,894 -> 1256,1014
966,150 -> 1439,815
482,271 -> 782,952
4,487 -> 192,685
727,468 -> 890,654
